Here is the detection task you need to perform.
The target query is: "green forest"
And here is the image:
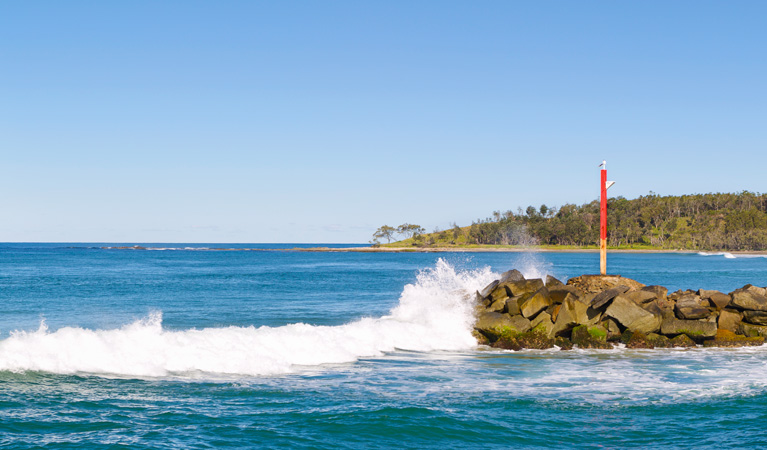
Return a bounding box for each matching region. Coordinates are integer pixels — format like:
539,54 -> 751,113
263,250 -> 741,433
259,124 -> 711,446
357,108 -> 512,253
378,192 -> 767,251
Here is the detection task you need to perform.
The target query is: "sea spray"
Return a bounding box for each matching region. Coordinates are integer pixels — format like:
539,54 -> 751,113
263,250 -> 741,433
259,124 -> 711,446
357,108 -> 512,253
0,259 -> 493,378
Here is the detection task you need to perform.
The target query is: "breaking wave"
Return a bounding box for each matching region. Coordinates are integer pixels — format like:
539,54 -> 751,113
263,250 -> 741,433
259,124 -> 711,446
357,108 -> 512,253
0,259 -> 495,378
698,252 -> 767,259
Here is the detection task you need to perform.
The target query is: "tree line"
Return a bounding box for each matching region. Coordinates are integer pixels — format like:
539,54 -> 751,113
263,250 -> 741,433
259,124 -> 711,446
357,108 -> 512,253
375,192 -> 767,250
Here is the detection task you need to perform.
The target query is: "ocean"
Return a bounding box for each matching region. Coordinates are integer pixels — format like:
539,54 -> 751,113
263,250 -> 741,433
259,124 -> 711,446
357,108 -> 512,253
1,244 -> 767,448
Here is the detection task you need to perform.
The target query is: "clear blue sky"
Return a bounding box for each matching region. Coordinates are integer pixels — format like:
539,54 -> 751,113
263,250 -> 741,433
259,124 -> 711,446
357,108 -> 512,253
2,1 -> 765,243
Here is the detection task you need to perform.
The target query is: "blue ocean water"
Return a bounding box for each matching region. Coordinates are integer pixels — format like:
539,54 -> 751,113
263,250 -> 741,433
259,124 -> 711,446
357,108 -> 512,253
1,244 -> 767,448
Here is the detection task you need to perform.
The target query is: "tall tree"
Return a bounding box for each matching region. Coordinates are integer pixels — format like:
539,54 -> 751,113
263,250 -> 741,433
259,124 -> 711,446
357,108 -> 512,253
373,225 -> 398,243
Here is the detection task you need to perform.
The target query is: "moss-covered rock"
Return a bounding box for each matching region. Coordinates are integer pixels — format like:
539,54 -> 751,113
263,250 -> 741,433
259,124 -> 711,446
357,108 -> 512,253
554,337 -> 573,350
472,330 -> 490,345
622,330 -> 654,349
647,333 -> 673,348
669,334 -> 696,348
702,329 -> 765,347
571,325 -> 612,349
491,328 -> 555,350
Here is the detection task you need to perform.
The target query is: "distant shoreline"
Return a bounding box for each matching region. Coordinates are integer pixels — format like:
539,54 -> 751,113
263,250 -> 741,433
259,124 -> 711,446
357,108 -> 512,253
293,247 -> 767,255
94,245 -> 767,255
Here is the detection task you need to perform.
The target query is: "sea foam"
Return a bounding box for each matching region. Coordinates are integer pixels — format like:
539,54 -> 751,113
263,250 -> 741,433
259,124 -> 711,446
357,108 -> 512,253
0,259 -> 495,378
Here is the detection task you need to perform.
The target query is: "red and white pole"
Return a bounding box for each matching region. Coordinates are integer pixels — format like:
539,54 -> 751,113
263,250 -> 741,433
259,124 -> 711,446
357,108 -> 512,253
600,160 -> 607,275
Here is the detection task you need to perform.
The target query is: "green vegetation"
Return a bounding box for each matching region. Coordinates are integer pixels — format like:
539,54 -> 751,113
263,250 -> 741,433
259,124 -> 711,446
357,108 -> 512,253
377,191 -> 767,251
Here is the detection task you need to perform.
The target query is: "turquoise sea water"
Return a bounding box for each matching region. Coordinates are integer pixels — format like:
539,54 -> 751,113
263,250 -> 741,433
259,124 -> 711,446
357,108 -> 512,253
2,244 -> 767,448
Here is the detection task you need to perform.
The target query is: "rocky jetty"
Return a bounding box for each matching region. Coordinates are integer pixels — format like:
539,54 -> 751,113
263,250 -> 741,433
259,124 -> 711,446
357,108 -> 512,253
473,269 -> 767,350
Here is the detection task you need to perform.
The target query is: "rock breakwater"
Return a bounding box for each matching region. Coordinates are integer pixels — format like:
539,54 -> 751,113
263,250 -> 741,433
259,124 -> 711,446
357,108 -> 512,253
473,269 -> 767,349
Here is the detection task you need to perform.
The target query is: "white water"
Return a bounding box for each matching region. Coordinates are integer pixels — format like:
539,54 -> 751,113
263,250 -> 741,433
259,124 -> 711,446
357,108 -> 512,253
0,259 -> 495,378
698,251 -> 767,259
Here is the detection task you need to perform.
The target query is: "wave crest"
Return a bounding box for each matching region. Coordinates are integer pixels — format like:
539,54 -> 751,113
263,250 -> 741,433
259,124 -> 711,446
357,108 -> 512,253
0,259 -> 493,378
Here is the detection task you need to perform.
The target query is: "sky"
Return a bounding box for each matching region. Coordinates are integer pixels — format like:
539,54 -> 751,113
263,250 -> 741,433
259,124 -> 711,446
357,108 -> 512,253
1,1 -> 766,243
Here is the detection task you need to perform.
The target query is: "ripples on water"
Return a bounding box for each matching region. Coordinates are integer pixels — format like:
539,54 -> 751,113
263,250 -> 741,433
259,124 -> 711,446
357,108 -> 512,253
2,246 -> 767,448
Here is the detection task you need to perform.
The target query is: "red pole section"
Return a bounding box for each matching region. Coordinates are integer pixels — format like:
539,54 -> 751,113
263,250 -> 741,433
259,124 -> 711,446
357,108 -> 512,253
600,168 -> 607,241
600,165 -> 607,274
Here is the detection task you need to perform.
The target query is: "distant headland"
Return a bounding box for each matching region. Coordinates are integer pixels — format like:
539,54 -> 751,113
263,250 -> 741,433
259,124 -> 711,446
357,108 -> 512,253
372,191 -> 767,252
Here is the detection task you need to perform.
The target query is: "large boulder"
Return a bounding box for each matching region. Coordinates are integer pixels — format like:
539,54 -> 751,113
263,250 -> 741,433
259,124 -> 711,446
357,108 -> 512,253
707,293 -> 732,310
642,285 -> 668,299
499,269 -> 525,284
479,280 -> 500,299
571,325 -> 612,349
504,296 -> 522,315
702,329 -> 764,347
739,322 -> 767,338
718,309 -> 743,333
590,285 -> 631,309
474,312 -> 531,340
487,299 -> 506,313
660,318 -> 717,339
548,286 -> 581,304
504,279 -> 545,297
531,311 -> 555,338
623,290 -> 658,305
519,287 -> 551,318
674,295 -> 711,320
489,285 -> 511,303
551,297 -> 590,337
546,275 -> 564,287
567,274 -> 645,294
743,310 -> 767,325
669,334 -> 696,348
731,287 -> 767,311
605,296 -> 661,333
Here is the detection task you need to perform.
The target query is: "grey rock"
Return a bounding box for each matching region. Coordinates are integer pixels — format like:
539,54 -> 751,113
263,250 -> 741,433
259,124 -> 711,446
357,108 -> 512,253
600,318 -> 623,341
548,286 -> 580,303
489,286 -> 511,303
505,278 -> 545,297
739,322 -> 767,338
623,290 -> 658,305
642,285 -> 668,299
743,310 -> 767,325
551,297 -> 590,337
479,280 -> 500,299
731,288 -> 767,311
674,295 -> 711,320
708,292 -> 732,310
591,285 -> 630,309
660,318 -> 717,338
531,312 -> 555,338
487,299 -> 506,313
507,315 -> 532,334
545,274 -> 564,287
499,269 -> 525,284
605,296 -> 661,333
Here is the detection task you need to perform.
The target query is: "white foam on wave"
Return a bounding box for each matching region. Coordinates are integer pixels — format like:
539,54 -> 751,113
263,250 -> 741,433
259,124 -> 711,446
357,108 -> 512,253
0,259 -> 495,378
697,251 -> 767,259
698,251 -> 737,259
